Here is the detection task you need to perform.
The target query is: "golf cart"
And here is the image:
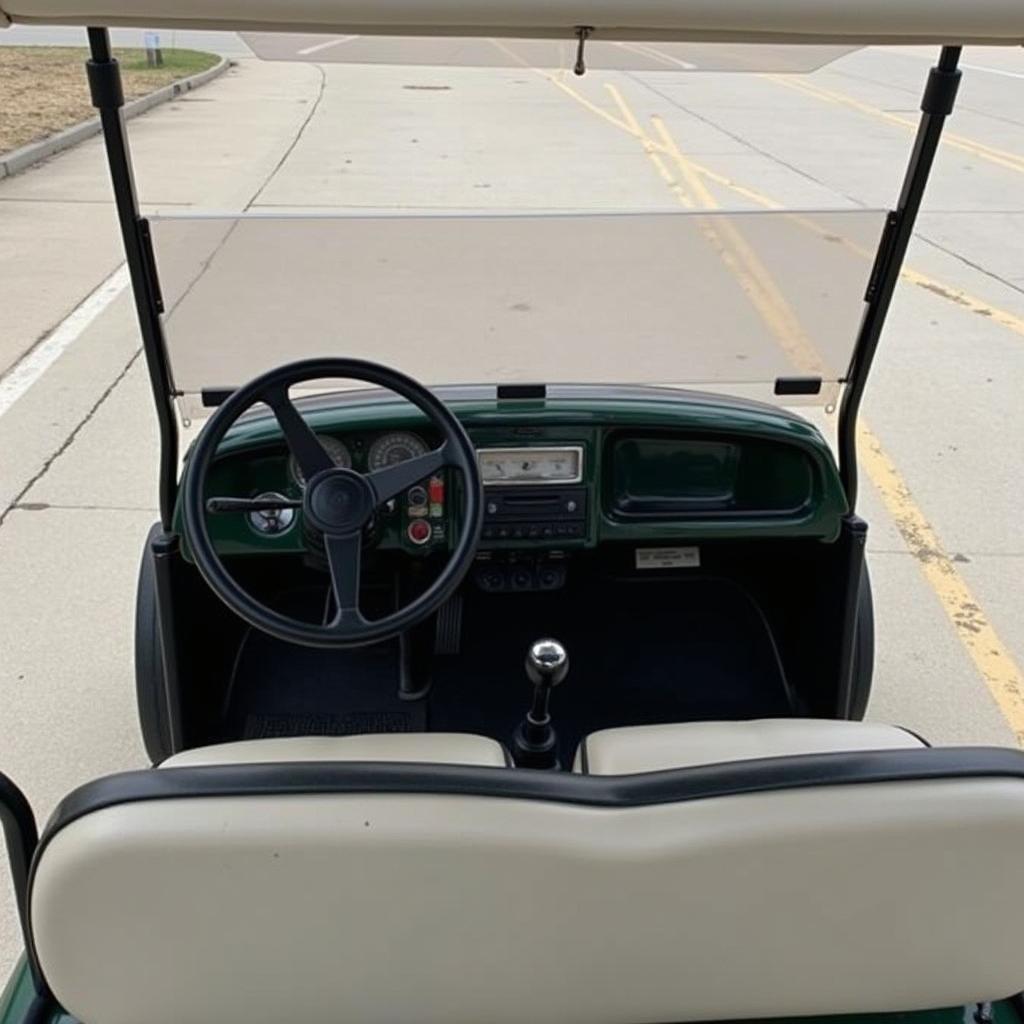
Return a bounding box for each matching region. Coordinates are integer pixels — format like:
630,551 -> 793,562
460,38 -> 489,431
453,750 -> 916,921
3,0 -> 1024,1021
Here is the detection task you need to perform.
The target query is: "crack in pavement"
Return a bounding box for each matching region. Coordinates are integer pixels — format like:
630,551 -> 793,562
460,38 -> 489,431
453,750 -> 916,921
160,63 -> 328,323
10,502 -> 158,513
830,67 -> 1024,134
623,71 -> 866,208
915,233 -> 1024,301
0,348 -> 142,530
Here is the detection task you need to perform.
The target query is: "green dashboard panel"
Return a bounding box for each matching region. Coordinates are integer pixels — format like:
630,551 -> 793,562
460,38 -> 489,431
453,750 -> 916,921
173,389 -> 848,559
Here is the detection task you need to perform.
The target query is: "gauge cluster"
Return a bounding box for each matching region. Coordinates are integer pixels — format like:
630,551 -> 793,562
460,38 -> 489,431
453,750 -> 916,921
246,429 -> 448,554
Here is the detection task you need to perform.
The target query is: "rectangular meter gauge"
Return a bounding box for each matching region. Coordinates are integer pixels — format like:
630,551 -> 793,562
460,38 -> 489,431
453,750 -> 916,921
477,446 -> 584,486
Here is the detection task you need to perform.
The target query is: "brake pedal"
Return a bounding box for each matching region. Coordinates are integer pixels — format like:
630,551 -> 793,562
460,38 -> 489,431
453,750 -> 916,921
435,592 -> 463,655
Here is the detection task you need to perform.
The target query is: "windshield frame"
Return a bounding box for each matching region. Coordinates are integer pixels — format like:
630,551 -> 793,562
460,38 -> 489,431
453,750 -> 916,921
77,27 -> 965,528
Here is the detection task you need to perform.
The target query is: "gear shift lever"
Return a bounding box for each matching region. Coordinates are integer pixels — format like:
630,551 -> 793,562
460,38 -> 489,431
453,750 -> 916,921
511,638 -> 568,769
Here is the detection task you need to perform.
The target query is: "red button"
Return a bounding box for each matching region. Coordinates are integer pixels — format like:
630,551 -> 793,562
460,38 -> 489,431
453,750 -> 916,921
428,476 -> 445,504
407,520 -> 432,545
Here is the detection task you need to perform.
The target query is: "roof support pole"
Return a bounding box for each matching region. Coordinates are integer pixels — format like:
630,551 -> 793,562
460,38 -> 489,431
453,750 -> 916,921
86,27 -> 179,529
0,771 -> 42,994
838,45 -> 961,509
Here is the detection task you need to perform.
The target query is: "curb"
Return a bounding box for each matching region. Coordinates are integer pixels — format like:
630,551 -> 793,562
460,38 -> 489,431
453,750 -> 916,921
0,56 -> 232,181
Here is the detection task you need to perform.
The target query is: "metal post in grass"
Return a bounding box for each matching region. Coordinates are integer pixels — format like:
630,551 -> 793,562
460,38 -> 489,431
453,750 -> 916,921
144,30 -> 163,67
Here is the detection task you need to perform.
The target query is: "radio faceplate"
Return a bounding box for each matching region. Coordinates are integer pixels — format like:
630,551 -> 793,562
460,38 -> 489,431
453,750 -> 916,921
481,486 -> 587,542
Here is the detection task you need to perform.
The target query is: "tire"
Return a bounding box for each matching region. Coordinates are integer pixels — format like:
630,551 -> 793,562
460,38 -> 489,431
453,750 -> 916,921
847,561 -> 875,721
135,524 -> 174,765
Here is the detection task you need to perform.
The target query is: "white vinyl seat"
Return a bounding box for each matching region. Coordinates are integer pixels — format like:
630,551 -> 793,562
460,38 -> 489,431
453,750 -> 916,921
574,717 -> 925,774
28,721 -> 1024,1024
161,731 -> 510,768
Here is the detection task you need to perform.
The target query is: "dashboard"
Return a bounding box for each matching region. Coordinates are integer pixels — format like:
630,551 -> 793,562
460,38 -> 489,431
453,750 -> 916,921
182,388 -> 848,571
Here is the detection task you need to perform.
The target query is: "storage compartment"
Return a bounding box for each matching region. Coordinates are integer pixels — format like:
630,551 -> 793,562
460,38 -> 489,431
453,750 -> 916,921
607,430 -> 815,519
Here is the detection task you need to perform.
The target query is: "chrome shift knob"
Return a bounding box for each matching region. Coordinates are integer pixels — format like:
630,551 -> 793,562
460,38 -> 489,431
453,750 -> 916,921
526,638 -> 569,688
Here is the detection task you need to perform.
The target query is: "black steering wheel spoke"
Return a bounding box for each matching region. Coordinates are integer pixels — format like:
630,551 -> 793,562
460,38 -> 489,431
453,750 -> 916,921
206,496 -> 301,515
263,384 -> 334,481
324,532 -> 365,627
366,443 -> 451,505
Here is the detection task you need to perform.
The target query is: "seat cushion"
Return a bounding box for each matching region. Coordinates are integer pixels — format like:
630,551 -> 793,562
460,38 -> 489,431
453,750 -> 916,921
162,732 -> 509,768
31,743 -> 1024,1024
575,718 -> 925,774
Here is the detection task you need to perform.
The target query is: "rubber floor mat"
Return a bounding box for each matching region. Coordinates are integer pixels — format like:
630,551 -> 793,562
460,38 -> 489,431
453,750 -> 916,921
223,628 -> 425,739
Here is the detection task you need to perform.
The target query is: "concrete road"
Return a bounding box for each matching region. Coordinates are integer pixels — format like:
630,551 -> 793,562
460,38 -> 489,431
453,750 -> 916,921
0,24 -> 251,55
1,40 -> 1024,977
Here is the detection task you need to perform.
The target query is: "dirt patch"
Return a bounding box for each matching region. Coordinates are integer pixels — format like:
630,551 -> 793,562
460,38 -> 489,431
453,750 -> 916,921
0,47 -> 219,154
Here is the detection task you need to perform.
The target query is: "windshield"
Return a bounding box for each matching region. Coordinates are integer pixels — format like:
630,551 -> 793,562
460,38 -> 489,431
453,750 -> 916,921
153,208 -> 883,415
142,45 -> 888,417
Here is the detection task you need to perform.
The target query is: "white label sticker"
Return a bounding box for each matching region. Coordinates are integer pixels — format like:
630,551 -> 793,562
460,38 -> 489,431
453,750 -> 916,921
635,546 -> 701,570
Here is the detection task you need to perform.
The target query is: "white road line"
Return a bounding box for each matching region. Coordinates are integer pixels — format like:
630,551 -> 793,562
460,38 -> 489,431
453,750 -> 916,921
296,35 -> 358,56
610,41 -> 697,70
0,264 -> 130,420
960,62 -> 1024,81
889,49 -> 1024,80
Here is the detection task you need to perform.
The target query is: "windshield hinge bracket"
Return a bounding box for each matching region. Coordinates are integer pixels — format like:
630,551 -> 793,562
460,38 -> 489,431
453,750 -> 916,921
201,388 -> 235,408
864,210 -> 899,303
573,26 -> 593,76
775,376 -> 822,396
497,383 -> 546,401
138,218 -> 165,314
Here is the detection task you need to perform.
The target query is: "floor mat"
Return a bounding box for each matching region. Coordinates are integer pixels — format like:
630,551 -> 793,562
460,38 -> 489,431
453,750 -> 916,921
428,575 -> 793,764
218,575 -> 790,759
223,629 -> 424,740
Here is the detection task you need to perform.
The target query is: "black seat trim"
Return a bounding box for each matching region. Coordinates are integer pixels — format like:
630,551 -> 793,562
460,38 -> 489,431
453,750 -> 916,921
41,746 -> 1024,838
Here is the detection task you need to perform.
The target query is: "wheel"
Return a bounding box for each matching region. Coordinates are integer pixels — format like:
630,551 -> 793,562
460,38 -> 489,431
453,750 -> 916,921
183,358 -> 484,649
135,523 -> 173,765
847,561 -> 875,720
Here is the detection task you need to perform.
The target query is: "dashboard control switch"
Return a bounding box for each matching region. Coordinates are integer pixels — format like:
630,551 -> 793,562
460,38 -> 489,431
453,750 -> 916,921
407,520 -> 432,546
247,492 -> 296,536
429,476 -> 445,503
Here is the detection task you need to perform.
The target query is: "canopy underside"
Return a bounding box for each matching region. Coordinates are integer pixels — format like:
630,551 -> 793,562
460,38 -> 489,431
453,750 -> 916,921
2,0 -> 1023,44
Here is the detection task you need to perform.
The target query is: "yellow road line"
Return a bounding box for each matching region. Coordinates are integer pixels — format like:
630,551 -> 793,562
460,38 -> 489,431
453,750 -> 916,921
767,74 -> 1024,176
624,103 -> 1024,341
573,80 -> 1024,743
857,422 -> 1024,742
540,70 -> 1024,341
645,106 -> 825,375
603,83 -> 693,205
605,82 -> 825,375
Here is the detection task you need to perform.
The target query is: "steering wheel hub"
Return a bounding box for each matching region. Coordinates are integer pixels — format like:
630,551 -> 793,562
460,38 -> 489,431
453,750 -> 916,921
305,469 -> 373,535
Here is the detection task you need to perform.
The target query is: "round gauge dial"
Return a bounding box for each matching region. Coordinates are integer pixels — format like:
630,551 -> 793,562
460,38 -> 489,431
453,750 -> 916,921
367,431 -> 428,471
289,434 -> 352,488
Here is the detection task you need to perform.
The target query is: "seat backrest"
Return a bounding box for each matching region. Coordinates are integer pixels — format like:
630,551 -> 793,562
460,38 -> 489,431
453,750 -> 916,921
30,748 -> 1024,1024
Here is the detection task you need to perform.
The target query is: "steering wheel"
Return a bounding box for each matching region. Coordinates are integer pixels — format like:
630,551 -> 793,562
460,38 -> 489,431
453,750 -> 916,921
182,358 -> 483,648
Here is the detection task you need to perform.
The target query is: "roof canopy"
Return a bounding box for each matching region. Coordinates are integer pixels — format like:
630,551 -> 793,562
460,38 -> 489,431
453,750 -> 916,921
2,0 -> 1023,44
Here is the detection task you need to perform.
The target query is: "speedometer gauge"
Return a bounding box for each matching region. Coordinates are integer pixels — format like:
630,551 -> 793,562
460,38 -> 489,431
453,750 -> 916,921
367,431 -> 428,470
289,434 -> 352,487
